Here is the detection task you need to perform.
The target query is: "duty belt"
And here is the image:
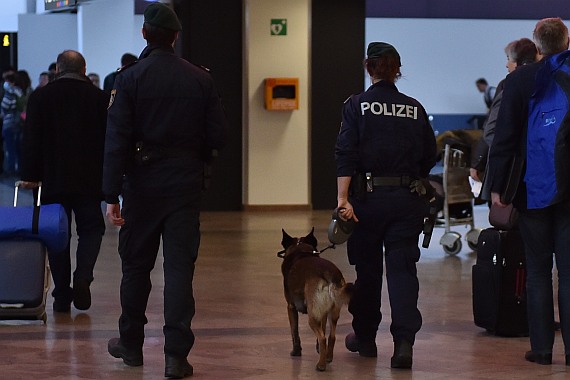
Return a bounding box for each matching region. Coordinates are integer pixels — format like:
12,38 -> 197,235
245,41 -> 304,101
370,175 -> 412,187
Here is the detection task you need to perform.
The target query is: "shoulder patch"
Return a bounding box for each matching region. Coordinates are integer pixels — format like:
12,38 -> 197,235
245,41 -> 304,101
117,60 -> 138,74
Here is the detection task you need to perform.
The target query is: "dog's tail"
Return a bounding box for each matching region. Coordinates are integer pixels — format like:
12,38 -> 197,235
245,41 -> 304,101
339,282 -> 355,305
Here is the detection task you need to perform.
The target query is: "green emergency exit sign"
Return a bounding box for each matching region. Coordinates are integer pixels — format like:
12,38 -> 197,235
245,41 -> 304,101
271,19 -> 287,36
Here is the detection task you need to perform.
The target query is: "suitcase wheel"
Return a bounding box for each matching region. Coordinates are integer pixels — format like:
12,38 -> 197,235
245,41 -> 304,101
465,228 -> 482,251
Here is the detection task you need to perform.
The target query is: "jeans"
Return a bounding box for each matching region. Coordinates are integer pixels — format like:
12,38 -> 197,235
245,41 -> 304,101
2,124 -> 20,175
117,193 -> 200,357
46,195 -> 105,304
347,187 -> 426,345
518,200 -> 570,355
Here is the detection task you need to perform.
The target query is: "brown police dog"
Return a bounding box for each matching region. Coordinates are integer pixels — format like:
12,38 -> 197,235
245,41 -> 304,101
279,228 -> 354,371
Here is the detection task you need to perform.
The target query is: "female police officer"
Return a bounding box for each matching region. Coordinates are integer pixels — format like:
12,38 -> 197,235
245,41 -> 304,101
335,42 -> 436,369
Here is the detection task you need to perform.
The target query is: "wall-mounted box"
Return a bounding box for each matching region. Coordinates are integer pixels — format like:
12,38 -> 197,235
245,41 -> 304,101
264,78 -> 299,110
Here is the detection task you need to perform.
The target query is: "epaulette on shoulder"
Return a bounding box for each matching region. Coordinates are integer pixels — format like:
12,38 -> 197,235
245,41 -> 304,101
117,60 -> 138,74
193,63 -> 211,73
182,57 -> 211,74
343,94 -> 354,104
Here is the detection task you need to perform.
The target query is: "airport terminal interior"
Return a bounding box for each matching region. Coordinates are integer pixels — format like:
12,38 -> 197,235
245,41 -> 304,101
0,177 -> 567,380
3,2 -> 570,380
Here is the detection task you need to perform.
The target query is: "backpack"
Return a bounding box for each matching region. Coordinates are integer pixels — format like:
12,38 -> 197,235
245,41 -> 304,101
526,50 -> 570,209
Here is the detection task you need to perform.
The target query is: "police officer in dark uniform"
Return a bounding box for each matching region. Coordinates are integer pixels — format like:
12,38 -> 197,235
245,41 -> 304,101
103,3 -> 227,378
335,42 -> 436,369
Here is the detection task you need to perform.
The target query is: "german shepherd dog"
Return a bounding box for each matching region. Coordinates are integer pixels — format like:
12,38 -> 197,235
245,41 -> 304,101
279,228 -> 354,371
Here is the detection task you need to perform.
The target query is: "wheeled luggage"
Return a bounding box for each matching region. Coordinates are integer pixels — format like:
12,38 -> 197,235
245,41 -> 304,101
0,182 -> 68,252
0,182 -> 60,323
472,228 -> 528,336
0,239 -> 50,322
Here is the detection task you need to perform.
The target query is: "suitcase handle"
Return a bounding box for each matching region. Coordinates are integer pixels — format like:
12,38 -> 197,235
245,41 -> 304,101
14,181 -> 42,207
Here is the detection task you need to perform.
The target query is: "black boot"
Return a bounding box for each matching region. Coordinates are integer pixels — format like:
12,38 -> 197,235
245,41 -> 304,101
345,332 -> 377,357
524,351 -> 552,365
107,338 -> 143,366
391,340 -> 413,369
165,355 -> 194,378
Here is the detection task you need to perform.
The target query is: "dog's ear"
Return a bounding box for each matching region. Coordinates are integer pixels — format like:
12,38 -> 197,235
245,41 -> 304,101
281,229 -> 295,249
304,227 -> 318,249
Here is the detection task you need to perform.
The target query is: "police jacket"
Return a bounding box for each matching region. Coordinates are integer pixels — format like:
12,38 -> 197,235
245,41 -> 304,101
102,44 -> 227,204
336,80 -> 436,180
21,74 -> 108,201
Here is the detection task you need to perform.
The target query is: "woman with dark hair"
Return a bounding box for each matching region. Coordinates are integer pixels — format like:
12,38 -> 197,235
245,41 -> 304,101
335,42 -> 436,369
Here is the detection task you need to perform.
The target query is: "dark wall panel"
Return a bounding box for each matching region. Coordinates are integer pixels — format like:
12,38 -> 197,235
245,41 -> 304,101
173,1 -> 243,211
311,0 -> 365,209
367,0 -> 570,19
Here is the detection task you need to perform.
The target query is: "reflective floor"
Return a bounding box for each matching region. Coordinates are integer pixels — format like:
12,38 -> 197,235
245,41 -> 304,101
0,177 -> 568,379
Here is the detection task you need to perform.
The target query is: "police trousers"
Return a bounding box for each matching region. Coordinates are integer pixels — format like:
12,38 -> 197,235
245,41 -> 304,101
347,187 -> 426,345
117,192 -> 200,357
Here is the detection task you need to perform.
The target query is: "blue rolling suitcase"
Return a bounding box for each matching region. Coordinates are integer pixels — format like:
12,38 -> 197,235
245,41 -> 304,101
0,183 -> 64,323
0,240 -> 49,322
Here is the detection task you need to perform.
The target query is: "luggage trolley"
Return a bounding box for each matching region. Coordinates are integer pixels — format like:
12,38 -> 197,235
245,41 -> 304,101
435,144 -> 481,255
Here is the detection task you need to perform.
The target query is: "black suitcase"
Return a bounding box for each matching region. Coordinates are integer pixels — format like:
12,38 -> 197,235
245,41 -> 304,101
472,228 -> 528,336
0,239 -> 50,323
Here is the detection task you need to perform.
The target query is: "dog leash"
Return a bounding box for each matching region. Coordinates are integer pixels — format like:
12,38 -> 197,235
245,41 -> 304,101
319,244 -> 336,253
277,244 -> 336,258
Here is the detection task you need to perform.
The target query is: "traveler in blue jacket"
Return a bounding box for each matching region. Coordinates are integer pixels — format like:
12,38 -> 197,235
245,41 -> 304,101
335,42 -> 436,369
487,17 -> 570,366
103,3 -> 227,378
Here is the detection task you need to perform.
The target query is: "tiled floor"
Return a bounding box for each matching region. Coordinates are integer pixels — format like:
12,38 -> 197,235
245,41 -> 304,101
0,176 -> 568,379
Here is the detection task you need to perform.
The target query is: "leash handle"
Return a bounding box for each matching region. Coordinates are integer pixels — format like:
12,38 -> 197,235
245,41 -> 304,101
319,244 -> 336,253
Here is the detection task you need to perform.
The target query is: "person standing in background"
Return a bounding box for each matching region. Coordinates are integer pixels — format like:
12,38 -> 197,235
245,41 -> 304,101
88,73 -> 101,88
487,17 -> 570,366
1,71 -> 23,176
103,53 -> 137,94
475,78 -> 496,110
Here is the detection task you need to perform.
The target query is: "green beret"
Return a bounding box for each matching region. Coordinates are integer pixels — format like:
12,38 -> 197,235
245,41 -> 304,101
367,42 -> 401,66
144,2 -> 182,31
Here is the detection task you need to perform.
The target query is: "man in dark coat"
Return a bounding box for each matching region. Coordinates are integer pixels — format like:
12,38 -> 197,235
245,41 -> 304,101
487,17 -> 570,366
103,3 -> 227,378
20,50 -> 108,313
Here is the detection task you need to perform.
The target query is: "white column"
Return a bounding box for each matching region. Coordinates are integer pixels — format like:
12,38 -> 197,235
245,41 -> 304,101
77,0 -> 137,84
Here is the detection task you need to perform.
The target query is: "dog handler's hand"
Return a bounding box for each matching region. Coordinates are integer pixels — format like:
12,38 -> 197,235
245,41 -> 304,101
106,203 -> 125,226
337,176 -> 359,222
337,199 -> 359,222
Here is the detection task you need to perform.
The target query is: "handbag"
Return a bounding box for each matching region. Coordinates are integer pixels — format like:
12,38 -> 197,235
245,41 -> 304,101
488,203 -> 519,230
0,182 -> 69,252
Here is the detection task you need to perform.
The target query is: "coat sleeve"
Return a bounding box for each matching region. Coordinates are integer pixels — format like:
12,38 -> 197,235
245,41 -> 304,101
487,72 -> 525,194
19,90 -> 43,182
102,73 -> 134,204
335,96 -> 360,177
205,78 -> 228,151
